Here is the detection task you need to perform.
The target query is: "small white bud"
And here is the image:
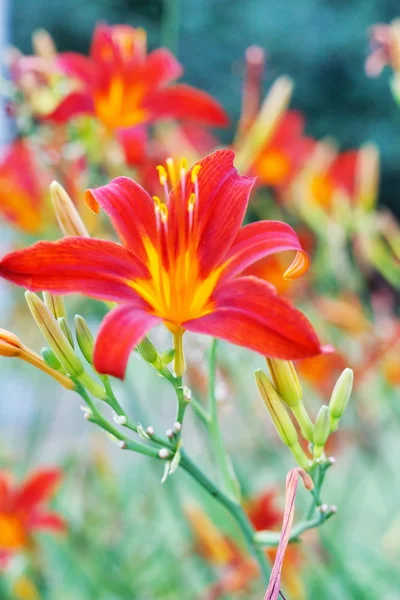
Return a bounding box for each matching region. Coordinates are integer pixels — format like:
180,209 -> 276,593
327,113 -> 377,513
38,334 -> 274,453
182,386 -> 192,402
113,413 -> 127,425
166,429 -> 174,439
118,440 -> 127,449
173,421 -> 182,433
327,456 -> 336,465
329,505 -> 337,514
159,448 -> 170,459
146,426 -> 155,436
319,503 -> 329,513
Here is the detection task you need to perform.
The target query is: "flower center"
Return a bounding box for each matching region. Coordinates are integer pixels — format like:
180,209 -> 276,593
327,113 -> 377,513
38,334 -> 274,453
133,158 -> 218,327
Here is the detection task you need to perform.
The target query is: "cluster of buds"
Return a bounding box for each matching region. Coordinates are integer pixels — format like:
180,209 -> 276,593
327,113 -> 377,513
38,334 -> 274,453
255,359 -> 353,469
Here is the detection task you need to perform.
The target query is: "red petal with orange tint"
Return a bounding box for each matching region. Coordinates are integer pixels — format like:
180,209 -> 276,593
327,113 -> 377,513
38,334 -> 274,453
145,84 -> 229,126
14,469 -> 62,511
45,91 -> 94,123
85,177 -> 157,262
29,511 -> 66,533
184,277 -> 322,359
0,238 -> 148,302
93,303 -> 160,378
56,52 -> 96,85
142,48 -> 183,88
221,221 -> 310,282
0,472 -> 11,512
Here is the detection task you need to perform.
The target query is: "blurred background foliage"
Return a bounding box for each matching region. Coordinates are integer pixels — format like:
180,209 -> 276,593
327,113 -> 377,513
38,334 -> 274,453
11,0 -> 400,214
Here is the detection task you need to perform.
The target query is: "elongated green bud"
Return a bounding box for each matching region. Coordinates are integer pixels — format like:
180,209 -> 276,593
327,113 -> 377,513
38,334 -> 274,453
50,181 -> 89,237
161,347 -> 175,365
329,368 -> 353,432
43,292 -> 67,320
267,358 -> 313,441
58,317 -> 74,348
313,405 -> 331,459
266,358 -> 302,407
25,292 -> 84,377
74,315 -> 94,364
255,369 -> 309,469
40,347 -> 62,370
137,337 -> 161,368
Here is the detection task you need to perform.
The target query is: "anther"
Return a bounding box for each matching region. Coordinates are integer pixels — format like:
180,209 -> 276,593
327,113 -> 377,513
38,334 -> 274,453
191,164 -> 201,183
156,165 -> 167,186
166,157 -> 177,188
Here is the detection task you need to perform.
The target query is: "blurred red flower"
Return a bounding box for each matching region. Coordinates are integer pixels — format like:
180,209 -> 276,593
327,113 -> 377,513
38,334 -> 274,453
0,468 -> 65,566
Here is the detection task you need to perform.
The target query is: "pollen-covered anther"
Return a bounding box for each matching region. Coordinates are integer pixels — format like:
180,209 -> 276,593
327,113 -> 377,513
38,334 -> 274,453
156,165 -> 167,186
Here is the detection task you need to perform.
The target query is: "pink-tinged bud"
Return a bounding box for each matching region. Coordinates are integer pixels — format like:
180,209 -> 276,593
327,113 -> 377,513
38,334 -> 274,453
50,181 -> 89,238
32,28 -> 57,60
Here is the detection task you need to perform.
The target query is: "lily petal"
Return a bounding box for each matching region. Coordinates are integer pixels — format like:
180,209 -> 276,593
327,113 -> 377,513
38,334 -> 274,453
45,91 -> 94,123
93,303 -> 160,378
85,177 -> 157,262
145,84 -> 229,126
142,48 -> 183,88
14,469 -> 62,511
0,238 -> 147,302
184,277 -> 322,359
56,52 -> 96,85
221,221 -> 310,282
28,511 -> 66,533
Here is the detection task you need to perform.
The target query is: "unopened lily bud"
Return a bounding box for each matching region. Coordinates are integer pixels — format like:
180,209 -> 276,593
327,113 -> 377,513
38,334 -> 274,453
267,358 -> 302,407
137,337 -> 161,368
255,369 -> 309,469
57,317 -> 74,348
313,405 -> 331,459
329,368 -> 353,431
0,329 -> 24,357
25,291 -> 84,377
32,28 -> 57,60
0,328 -> 74,389
43,292 -> 67,320
74,315 -> 94,363
161,347 -> 175,365
50,181 -> 89,238
41,347 -> 62,370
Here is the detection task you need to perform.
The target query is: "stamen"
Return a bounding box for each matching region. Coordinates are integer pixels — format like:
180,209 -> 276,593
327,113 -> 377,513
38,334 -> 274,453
159,203 -> 169,223
156,165 -> 170,203
180,157 -> 188,198
166,157 -> 177,188
191,164 -> 201,183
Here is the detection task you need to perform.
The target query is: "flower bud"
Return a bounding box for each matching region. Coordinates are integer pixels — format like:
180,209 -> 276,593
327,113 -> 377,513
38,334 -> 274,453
25,291 -> 84,377
266,358 -> 302,407
255,369 -> 298,447
329,368 -> 353,431
74,315 -> 94,364
50,181 -> 89,238
161,347 -> 175,365
57,317 -> 74,348
313,405 -> 331,459
41,347 -> 62,370
43,291 -> 67,320
0,329 -> 24,357
0,328 -> 74,389
255,369 -> 309,469
137,337 -> 161,368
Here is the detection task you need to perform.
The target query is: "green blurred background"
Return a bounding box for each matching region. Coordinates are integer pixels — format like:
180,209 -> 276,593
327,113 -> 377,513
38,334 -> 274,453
11,0 -> 400,214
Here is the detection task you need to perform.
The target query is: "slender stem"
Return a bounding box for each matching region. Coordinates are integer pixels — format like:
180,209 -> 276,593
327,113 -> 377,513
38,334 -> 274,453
190,395 -> 211,425
208,339 -> 240,501
180,450 -> 271,586
255,510 -> 335,548
161,0 -> 180,55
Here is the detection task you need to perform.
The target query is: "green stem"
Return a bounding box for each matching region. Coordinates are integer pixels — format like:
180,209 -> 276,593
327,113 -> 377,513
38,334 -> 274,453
73,381 -> 161,460
180,451 -> 271,586
208,339 -> 240,502
255,510 -> 335,548
161,0 -> 180,55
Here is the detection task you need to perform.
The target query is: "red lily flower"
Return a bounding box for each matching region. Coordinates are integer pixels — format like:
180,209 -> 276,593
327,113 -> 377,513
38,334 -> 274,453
0,468 -> 65,565
253,111 -> 315,189
0,141 -> 45,233
48,24 -> 228,130
0,149 -> 325,379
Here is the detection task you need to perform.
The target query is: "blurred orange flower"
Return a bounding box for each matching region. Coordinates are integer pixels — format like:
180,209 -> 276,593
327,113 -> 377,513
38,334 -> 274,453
49,24 -> 229,131
0,141 -> 45,233
0,468 -> 66,566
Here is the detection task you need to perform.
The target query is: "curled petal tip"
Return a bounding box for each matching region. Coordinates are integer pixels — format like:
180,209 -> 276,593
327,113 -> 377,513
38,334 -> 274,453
84,189 -> 100,214
283,250 -> 310,280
